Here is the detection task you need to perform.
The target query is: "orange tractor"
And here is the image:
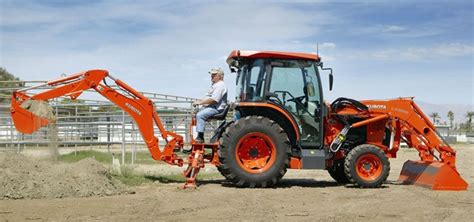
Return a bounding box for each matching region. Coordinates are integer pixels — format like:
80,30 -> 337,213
10,50 -> 468,190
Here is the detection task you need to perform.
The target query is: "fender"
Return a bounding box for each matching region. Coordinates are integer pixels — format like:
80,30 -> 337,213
236,102 -> 300,142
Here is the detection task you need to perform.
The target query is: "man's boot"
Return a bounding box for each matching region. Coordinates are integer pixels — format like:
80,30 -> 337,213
195,132 -> 205,144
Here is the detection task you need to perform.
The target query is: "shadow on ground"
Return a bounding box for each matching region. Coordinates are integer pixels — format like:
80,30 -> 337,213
144,176 -> 401,189
203,178 -> 346,188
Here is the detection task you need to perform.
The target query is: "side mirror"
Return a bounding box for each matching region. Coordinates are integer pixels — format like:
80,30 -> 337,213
329,73 -> 333,91
320,63 -> 334,91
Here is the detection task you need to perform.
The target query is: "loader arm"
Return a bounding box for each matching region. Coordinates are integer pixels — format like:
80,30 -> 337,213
361,98 -> 456,168
331,97 -> 468,190
11,69 -> 184,166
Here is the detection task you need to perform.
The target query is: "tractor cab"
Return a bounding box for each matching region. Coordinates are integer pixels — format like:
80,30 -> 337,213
227,50 -> 332,149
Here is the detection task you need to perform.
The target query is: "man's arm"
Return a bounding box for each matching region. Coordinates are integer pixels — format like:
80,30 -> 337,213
194,81 -> 226,106
194,97 -> 217,106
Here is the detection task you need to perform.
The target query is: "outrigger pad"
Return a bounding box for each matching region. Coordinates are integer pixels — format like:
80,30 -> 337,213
398,160 -> 468,191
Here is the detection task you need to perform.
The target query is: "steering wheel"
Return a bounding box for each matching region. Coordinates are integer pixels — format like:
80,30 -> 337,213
267,95 -> 283,104
287,95 -> 306,104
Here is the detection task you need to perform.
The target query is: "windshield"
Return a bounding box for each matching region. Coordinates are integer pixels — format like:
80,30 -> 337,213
269,60 -> 320,104
236,58 -> 322,105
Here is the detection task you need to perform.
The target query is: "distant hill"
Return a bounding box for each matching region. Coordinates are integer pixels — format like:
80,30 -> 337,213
415,100 -> 473,124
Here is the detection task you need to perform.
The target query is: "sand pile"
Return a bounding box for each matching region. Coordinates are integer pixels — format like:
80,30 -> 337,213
0,153 -> 128,199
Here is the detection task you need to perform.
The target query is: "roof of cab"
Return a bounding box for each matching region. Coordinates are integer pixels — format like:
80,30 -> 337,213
226,50 -> 320,65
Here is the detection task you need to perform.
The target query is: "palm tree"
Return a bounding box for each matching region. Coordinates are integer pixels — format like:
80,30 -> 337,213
446,111 -> 454,136
466,111 -> 474,132
429,112 -> 440,124
447,111 -> 454,128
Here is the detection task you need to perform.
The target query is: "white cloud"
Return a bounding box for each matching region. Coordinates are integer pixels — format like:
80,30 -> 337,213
320,42 -> 336,49
382,25 -> 406,33
347,43 -> 474,61
1,1 -> 333,98
349,24 -> 444,38
1,1 -> 472,105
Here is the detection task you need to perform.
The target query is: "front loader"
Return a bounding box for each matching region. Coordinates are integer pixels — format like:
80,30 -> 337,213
10,50 -> 468,190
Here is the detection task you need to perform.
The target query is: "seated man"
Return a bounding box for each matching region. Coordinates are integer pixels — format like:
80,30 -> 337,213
192,68 -> 228,143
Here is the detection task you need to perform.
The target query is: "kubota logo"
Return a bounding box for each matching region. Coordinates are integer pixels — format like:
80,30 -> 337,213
367,104 -> 386,109
125,103 -> 142,116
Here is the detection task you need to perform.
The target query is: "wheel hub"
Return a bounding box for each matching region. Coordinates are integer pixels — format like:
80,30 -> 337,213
249,148 -> 259,158
355,153 -> 383,180
235,132 -> 277,174
362,162 -> 373,171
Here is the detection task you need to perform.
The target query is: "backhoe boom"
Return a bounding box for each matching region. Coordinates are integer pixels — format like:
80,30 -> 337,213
11,69 -> 184,166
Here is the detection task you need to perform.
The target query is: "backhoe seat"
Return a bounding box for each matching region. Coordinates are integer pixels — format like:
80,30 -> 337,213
208,105 -> 230,121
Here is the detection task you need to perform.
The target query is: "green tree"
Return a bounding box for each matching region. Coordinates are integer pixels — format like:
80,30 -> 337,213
447,111 -> 454,128
0,67 -> 24,103
466,111 -> 474,132
429,112 -> 440,124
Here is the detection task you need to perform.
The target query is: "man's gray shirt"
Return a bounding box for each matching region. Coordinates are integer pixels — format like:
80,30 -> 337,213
206,80 -> 227,110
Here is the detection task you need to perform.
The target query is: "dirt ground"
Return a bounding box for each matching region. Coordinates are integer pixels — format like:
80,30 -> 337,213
1,144 -> 473,221
0,154 -> 127,200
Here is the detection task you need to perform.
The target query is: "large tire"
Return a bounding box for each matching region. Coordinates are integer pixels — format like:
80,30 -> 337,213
218,116 -> 290,188
327,159 -> 350,184
344,144 -> 390,188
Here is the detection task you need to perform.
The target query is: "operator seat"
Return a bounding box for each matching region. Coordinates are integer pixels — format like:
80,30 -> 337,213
207,105 -> 231,144
208,105 -> 230,121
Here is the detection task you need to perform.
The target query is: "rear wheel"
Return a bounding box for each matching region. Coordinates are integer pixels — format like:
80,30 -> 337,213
344,144 -> 390,188
327,159 -> 350,184
218,116 -> 290,188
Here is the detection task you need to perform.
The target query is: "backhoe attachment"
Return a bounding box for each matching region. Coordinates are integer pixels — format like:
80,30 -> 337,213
11,69 -> 184,166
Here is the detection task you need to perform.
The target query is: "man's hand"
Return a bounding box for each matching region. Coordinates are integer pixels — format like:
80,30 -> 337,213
192,99 -> 202,106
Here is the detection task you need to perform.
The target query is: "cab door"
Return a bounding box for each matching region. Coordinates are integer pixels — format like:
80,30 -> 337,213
266,60 -> 323,148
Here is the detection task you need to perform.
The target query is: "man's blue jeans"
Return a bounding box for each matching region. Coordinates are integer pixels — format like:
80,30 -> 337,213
196,107 -> 221,133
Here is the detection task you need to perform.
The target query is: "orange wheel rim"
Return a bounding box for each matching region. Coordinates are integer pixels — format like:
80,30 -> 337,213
355,153 -> 383,180
235,132 -> 276,174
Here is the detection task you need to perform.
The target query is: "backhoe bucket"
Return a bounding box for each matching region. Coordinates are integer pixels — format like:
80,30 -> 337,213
398,160 -> 468,191
10,95 -> 54,134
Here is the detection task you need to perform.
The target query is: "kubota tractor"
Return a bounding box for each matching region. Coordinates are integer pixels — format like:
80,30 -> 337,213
10,50 -> 468,190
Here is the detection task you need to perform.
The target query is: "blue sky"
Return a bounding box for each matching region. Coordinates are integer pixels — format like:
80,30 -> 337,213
0,0 -> 473,106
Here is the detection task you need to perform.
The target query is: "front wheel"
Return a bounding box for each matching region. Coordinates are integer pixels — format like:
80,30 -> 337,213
327,159 -> 350,184
344,144 -> 390,188
218,116 -> 290,188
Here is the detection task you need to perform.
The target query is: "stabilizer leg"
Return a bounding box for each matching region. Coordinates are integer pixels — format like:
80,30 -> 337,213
181,145 -> 205,189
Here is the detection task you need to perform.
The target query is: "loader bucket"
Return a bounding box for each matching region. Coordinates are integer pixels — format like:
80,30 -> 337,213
398,160 -> 468,191
10,95 -> 54,134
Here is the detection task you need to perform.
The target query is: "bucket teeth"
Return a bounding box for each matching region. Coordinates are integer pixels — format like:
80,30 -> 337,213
398,160 -> 468,191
